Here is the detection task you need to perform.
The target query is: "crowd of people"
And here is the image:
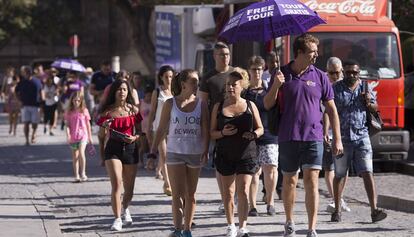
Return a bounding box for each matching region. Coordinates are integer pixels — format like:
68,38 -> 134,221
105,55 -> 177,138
0,33 -> 389,237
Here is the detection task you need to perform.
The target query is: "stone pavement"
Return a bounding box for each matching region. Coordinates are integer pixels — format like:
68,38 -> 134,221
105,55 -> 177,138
1,113 -> 414,237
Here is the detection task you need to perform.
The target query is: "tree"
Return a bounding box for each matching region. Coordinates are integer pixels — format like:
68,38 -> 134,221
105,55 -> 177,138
0,0 -> 80,48
0,0 -> 34,48
113,0 -> 222,73
392,0 -> 414,32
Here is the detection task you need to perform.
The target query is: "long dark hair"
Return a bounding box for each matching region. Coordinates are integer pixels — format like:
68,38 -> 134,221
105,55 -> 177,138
172,69 -> 198,96
157,65 -> 175,85
99,80 -> 135,114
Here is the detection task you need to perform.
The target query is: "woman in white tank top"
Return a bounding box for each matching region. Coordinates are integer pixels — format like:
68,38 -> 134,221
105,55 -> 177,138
147,65 -> 174,195
150,69 -> 209,237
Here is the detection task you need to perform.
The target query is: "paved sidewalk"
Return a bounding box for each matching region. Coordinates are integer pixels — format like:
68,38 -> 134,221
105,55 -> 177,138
1,113 -> 414,237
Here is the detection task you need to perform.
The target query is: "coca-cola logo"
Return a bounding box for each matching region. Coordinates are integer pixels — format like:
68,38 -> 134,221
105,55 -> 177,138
304,0 -> 376,15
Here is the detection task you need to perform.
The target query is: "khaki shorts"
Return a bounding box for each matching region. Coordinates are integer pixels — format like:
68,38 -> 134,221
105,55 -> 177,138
166,152 -> 202,168
21,106 -> 40,123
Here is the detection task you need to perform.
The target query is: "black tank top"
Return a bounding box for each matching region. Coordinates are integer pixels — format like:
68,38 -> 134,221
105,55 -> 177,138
216,100 -> 255,159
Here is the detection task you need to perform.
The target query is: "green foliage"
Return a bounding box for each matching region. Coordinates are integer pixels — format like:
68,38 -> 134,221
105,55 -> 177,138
0,0 -> 80,47
0,0 -> 33,44
26,0 -> 81,44
392,0 -> 414,32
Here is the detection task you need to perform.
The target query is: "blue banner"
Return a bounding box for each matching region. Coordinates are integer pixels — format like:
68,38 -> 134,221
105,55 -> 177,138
155,12 -> 181,71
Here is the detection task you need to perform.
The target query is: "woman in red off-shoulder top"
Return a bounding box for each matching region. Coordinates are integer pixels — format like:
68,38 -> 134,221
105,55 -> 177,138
97,78 -> 142,231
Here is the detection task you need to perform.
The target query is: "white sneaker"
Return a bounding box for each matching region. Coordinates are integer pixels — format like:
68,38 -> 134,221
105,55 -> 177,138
237,227 -> 250,237
123,208 -> 133,226
341,199 -> 351,212
326,199 -> 351,213
226,224 -> 237,237
110,218 -> 122,231
326,201 -> 335,213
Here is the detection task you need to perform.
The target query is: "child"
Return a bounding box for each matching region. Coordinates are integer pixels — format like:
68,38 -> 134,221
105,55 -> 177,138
65,91 -> 92,182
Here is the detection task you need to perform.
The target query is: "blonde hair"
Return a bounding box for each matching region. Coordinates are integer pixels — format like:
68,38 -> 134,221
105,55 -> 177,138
229,67 -> 249,89
67,91 -> 86,112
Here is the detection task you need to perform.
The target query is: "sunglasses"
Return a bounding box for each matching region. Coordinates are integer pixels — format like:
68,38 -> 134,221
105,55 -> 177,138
328,71 -> 341,75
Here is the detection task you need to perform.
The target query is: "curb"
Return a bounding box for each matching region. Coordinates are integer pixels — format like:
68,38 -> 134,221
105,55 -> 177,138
396,161 -> 414,176
378,194 -> 414,213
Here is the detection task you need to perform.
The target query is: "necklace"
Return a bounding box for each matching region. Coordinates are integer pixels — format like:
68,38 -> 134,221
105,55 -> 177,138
118,106 -> 128,116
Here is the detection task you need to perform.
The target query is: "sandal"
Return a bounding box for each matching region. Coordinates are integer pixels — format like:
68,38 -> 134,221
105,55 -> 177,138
163,183 -> 172,196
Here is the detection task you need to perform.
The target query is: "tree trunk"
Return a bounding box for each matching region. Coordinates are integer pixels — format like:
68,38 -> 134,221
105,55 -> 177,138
115,0 -> 155,73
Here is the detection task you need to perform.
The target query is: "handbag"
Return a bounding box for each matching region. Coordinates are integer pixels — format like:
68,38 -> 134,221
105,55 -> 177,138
109,129 -> 130,141
363,81 -> 383,136
268,89 -> 283,136
86,143 -> 96,157
367,109 -> 383,136
268,100 -> 281,135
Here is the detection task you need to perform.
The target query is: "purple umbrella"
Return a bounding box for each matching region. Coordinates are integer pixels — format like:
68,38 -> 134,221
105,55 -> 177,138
51,58 -> 86,72
219,0 -> 326,44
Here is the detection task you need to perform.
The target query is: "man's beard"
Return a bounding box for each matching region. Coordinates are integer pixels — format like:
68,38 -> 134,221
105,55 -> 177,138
344,77 -> 358,87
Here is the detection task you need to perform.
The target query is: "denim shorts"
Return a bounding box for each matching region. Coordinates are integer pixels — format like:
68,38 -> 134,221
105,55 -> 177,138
279,141 -> 323,175
334,136 -> 373,178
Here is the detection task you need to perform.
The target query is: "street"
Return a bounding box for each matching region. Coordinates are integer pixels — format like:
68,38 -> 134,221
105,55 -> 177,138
0,113 -> 414,237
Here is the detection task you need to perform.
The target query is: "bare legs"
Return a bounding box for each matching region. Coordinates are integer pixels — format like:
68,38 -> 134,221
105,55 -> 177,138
303,169 -> 320,231
249,169 -> 261,211
98,127 -> 106,166
168,164 -> 201,231
263,165 -> 278,206
283,169 -> 319,231
71,142 -> 87,180
361,172 -> 378,212
8,111 -> 18,135
158,140 -> 171,193
219,173 -> 252,228
324,170 -> 334,198
106,159 -> 138,218
24,122 -> 38,145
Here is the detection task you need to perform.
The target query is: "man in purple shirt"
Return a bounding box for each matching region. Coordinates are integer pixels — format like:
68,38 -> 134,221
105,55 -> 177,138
264,34 -> 343,237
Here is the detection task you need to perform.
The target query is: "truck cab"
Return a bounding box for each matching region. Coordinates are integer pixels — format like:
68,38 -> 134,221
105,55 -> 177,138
287,0 -> 410,160
155,5 -> 223,76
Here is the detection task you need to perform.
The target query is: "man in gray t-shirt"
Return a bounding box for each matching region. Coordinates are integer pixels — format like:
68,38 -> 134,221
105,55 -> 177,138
198,42 -> 233,216
199,42 -> 233,112
199,67 -> 233,112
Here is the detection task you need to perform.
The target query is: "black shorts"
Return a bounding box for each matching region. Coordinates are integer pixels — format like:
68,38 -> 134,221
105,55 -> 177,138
104,138 -> 138,164
43,104 -> 57,125
214,142 -> 258,176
